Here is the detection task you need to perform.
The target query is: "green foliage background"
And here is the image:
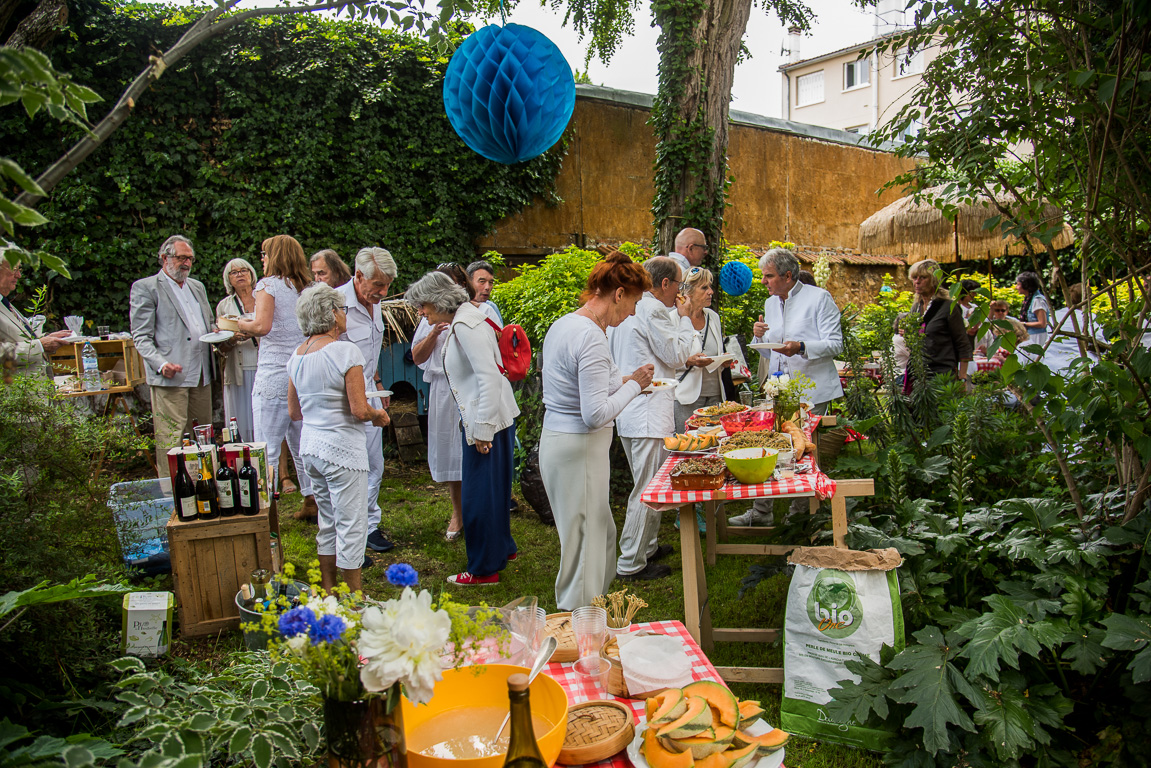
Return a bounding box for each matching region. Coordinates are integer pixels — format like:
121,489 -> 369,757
3,2 -> 564,323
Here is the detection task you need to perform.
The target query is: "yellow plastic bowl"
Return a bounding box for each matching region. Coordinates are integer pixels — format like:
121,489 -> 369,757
723,447 -> 778,484
402,664 -> 569,768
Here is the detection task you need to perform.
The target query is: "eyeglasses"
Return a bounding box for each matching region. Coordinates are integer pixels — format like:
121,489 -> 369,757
337,305 -> 350,313
689,243 -> 708,253
437,262 -> 458,270
229,269 -> 249,276
168,254 -> 195,263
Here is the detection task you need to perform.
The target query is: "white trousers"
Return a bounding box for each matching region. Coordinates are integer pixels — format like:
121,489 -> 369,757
252,394 -> 312,496
540,427 -> 616,611
302,455 -> 368,570
364,422 -> 384,528
617,437 -> 669,575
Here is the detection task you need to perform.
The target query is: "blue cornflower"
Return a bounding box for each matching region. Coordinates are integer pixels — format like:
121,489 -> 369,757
278,606 -> 317,638
308,613 -> 347,645
385,563 -> 419,587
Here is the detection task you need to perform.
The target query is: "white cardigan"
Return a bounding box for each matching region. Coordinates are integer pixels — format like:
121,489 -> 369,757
442,302 -> 520,444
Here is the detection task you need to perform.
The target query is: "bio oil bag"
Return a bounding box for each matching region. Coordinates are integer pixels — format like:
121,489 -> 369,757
781,547 -> 904,749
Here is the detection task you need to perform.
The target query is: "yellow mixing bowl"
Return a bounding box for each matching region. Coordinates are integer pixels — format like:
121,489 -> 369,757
403,664 -> 569,768
723,447 -> 779,484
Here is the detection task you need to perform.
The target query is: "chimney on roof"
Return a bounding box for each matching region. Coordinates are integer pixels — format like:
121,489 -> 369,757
786,26 -> 801,64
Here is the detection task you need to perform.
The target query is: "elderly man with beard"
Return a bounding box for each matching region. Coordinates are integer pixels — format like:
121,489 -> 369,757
130,235 -> 216,474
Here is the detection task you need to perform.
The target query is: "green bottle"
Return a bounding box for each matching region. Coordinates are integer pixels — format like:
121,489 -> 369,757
501,673 -> 546,768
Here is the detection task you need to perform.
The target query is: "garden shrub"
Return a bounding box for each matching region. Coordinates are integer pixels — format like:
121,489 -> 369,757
4,3 -> 564,324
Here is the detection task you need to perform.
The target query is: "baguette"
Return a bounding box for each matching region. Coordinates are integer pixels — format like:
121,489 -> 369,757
781,421 -> 811,457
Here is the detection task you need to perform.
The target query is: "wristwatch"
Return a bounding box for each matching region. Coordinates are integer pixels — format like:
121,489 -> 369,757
798,341 -> 807,355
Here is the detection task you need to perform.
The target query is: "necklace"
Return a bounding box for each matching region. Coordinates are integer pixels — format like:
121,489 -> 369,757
584,306 -> 608,333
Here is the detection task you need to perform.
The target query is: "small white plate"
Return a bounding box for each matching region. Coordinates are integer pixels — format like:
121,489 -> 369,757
199,331 -> 234,344
61,334 -> 87,343
627,715 -> 784,768
750,342 -> 786,351
364,390 -> 393,399
643,378 -> 679,394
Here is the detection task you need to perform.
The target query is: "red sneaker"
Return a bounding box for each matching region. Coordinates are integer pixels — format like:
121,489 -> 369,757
447,571 -> 499,586
507,552 -> 518,562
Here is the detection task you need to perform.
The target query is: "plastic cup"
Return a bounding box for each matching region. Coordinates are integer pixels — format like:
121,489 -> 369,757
192,424 -> 213,446
97,325 -> 110,339
508,605 -> 546,667
571,605 -> 610,677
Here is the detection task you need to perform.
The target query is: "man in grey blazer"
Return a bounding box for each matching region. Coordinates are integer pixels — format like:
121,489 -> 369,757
130,235 -> 216,474
0,259 -> 72,379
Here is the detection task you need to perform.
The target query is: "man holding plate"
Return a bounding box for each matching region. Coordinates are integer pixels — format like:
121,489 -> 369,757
609,256 -> 706,581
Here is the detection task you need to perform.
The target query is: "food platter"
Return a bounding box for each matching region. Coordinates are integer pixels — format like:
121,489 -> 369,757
693,401 -> 749,418
626,715 -> 784,768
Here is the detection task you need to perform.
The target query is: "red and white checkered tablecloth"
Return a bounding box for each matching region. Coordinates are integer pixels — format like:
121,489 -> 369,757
975,357 -> 1003,372
547,620 -> 724,768
641,413 -> 835,507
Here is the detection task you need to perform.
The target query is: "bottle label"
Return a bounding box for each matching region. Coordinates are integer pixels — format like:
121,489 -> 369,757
218,483 -> 235,509
239,483 -> 252,508
197,498 -> 210,516
179,497 -> 198,519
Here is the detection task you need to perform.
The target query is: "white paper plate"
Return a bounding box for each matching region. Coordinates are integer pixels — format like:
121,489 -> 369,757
199,331 -> 234,344
750,342 -> 785,351
364,390 -> 393,399
61,334 -> 87,343
627,715 -> 785,768
643,378 -> 679,394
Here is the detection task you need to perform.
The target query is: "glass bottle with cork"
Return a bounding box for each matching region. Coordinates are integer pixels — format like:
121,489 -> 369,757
501,673 -> 547,768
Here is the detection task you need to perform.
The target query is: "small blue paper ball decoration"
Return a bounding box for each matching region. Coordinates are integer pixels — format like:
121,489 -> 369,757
443,24 -> 576,165
719,261 -> 754,296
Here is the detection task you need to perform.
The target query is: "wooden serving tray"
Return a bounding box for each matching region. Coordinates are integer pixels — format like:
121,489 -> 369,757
557,700 -> 635,765
669,472 -> 726,491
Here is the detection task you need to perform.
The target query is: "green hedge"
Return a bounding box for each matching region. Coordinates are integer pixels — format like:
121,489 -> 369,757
4,3 -> 564,324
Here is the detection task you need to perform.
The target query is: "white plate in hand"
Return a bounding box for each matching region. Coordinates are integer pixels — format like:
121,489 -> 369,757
626,715 -> 784,768
642,378 -> 679,394
199,331 -> 234,344
750,342 -> 785,351
364,390 -> 393,399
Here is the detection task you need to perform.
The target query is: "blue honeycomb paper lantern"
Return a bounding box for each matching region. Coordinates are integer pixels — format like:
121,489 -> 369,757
443,24 -> 576,165
719,261 -> 754,296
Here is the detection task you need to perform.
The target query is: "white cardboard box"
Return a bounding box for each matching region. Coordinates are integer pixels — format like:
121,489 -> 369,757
121,591 -> 174,658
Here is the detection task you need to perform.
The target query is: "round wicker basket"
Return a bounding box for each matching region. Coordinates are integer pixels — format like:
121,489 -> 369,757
556,699 -> 635,765
544,612 -> 577,663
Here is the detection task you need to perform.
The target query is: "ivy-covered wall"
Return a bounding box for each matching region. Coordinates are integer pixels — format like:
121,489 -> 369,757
4,2 -> 564,324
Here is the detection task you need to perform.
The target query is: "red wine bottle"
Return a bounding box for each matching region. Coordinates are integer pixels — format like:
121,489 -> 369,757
238,446 -> 259,516
217,455 -> 239,517
174,454 -> 198,522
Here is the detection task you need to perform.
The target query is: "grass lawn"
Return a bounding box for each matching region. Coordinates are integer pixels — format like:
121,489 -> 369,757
175,458 -> 881,768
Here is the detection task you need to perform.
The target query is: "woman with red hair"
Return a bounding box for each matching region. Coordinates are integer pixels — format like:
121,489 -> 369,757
539,251 -> 655,610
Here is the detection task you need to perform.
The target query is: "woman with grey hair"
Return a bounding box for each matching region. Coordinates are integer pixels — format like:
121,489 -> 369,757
288,283 -> 390,592
215,258 -> 259,442
407,271 -> 520,585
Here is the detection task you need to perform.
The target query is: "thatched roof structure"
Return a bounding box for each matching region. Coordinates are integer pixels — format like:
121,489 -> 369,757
859,185 -> 1075,263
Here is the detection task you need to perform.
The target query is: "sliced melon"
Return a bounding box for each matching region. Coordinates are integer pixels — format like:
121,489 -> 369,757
728,730 -> 755,750
644,729 -> 695,768
670,733 -> 727,760
650,689 -> 688,725
695,750 -> 737,768
657,737 -> 691,754
656,696 -> 712,739
683,681 -> 741,729
736,700 -> 764,726
723,744 -> 758,768
743,728 -> 789,755
664,436 -> 679,451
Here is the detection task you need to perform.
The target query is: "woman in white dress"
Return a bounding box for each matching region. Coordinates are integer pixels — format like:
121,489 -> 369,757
288,284 -> 390,592
237,235 -> 316,516
411,263 -> 475,540
539,251 -> 654,610
215,258 -> 259,442
1015,271 -> 1051,360
1046,282 -> 1105,377
673,267 -> 726,433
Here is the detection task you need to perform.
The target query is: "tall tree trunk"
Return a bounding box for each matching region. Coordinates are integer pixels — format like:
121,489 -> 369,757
650,0 -> 752,263
5,0 -> 66,48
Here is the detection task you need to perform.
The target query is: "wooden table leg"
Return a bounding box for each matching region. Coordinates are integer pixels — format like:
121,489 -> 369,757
705,499 -> 717,567
715,499 -> 728,544
680,503 -> 712,651
831,488 -> 848,548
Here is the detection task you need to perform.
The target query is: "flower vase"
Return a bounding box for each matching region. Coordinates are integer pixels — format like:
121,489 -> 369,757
324,695 -> 406,768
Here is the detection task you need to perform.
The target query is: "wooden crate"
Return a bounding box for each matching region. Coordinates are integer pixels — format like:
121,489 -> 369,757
166,506 -> 272,638
49,338 -> 145,389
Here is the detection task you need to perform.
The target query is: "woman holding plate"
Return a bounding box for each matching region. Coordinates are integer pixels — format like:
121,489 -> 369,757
214,258 -> 259,442
673,266 -> 730,433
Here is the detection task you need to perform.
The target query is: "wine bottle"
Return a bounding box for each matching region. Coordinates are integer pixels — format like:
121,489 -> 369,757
229,417 -> 241,443
216,454 -> 239,517
501,674 -> 547,768
174,454 -> 199,522
238,446 -> 259,516
195,468 -> 219,520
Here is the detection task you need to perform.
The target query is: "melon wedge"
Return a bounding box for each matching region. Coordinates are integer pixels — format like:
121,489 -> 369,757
656,696 -> 712,739
723,744 -> 759,768
644,728 -> 695,768
670,729 -> 732,759
742,728 -> 789,755
736,700 -> 764,726
650,689 -> 689,725
683,681 -> 741,729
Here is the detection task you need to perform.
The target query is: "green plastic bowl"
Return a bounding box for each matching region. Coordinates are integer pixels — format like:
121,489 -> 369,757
723,447 -> 779,484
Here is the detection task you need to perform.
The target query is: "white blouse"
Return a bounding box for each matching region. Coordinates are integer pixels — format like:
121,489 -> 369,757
288,341 -> 369,471
253,276 -> 306,400
542,312 -> 640,434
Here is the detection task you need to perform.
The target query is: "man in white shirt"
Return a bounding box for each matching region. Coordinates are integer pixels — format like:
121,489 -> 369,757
609,257 -> 709,580
667,228 -> 707,274
0,259 -> 71,379
335,247 -> 396,555
731,248 -> 843,526
129,235 -> 216,474
466,260 -> 504,324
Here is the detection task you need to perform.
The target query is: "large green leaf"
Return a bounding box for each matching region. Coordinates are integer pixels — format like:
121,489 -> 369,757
0,576 -> 132,620
887,627 -> 978,754
971,682 -> 1034,760
1100,613 -> 1151,683
956,594 -> 1062,681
